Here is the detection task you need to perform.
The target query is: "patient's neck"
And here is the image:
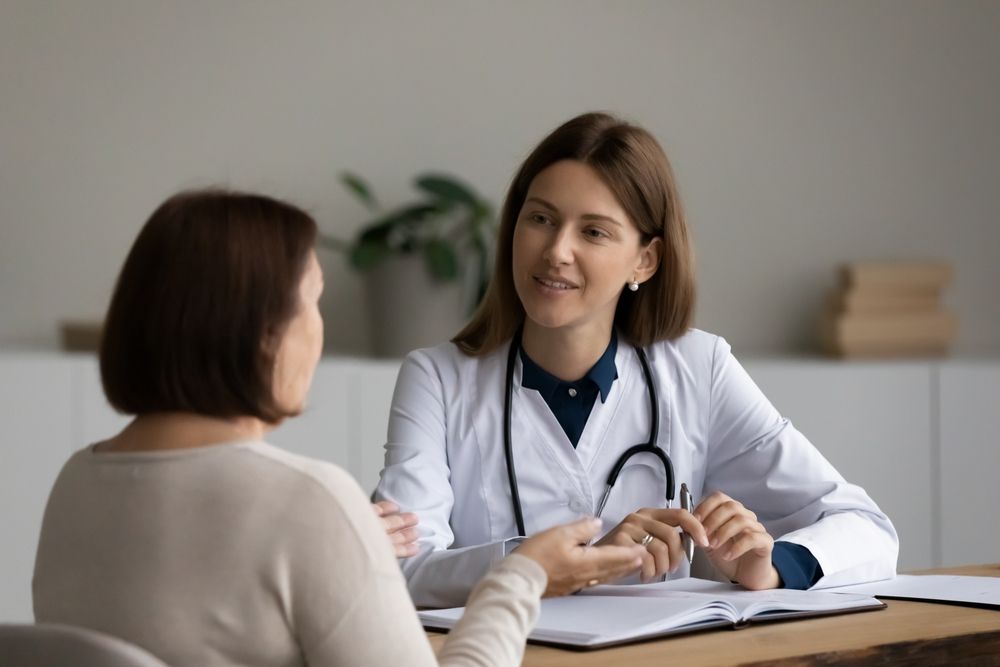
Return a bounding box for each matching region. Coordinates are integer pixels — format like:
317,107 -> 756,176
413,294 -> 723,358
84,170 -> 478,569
96,412 -> 268,453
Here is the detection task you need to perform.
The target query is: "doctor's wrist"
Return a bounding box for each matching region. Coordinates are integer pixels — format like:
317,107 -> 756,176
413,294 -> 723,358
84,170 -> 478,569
737,564 -> 781,591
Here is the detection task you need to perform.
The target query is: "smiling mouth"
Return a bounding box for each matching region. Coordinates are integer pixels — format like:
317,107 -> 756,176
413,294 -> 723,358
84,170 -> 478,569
534,276 -> 577,290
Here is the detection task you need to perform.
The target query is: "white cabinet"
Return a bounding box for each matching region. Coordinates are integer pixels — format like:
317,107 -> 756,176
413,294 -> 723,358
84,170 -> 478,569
74,356 -> 130,448
938,360 -> 1000,567
354,361 -> 405,494
1,351 -> 996,622
0,355 -> 76,622
267,363 -> 355,474
745,359 -> 934,571
266,359 -> 400,494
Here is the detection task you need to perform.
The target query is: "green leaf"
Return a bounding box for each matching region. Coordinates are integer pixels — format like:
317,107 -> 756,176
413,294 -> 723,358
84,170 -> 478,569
415,174 -> 481,208
392,202 -> 446,224
340,172 -> 378,211
475,201 -> 495,227
349,240 -> 388,271
355,204 -> 428,243
357,220 -> 394,245
423,239 -> 459,282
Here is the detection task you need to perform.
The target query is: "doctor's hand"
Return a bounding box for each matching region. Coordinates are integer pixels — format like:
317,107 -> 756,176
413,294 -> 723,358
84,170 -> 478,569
694,492 -> 780,591
594,508 -> 710,583
372,500 -> 420,558
514,517 -> 646,597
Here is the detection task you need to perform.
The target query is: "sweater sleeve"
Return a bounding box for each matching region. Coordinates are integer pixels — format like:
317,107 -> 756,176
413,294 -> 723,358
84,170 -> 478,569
296,464 -> 545,667
436,554 -> 546,667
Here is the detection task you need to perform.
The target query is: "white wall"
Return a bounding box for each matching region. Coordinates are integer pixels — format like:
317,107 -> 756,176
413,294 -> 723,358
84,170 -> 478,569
2,0 -> 999,355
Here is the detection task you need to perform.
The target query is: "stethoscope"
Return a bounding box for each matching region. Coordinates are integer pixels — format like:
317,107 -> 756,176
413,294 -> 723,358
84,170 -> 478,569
503,329 -> 675,537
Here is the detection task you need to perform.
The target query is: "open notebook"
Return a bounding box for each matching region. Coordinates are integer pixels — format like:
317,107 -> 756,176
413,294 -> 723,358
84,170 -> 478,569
419,577 -> 885,649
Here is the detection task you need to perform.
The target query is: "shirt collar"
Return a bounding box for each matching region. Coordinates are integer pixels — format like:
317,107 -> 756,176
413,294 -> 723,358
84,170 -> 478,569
519,331 -> 619,403
588,331 -> 619,402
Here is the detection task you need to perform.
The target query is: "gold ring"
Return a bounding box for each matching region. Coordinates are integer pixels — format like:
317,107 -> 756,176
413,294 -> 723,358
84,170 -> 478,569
639,533 -> 654,547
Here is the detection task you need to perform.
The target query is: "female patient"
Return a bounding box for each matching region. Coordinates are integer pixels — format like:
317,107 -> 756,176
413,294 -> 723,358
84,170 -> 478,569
32,190 -> 643,666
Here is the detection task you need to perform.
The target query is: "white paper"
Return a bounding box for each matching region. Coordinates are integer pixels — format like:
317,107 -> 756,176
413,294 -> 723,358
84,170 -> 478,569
826,574 -> 1000,608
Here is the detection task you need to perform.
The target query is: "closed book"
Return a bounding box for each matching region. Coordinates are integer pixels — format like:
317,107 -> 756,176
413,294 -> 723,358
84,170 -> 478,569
419,578 -> 884,649
59,321 -> 103,352
819,311 -> 958,358
841,261 -> 953,292
830,289 -> 941,316
827,340 -> 951,359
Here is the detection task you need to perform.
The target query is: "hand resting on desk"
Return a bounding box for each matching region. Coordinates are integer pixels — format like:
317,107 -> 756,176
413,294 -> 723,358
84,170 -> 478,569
694,491 -> 780,591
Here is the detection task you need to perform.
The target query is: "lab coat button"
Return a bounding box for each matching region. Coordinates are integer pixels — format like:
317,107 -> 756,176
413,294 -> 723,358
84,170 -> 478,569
569,500 -> 588,513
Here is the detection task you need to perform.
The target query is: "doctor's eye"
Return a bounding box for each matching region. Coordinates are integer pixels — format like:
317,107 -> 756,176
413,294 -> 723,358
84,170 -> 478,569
527,212 -> 554,226
583,227 -> 610,240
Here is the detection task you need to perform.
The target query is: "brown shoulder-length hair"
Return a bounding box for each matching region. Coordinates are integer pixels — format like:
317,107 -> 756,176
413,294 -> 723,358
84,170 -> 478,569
100,188 -> 317,423
453,112 -> 695,355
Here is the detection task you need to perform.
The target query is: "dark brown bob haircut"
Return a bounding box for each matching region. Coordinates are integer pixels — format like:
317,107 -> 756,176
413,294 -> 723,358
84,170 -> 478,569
100,188 -> 318,423
453,112 -> 695,355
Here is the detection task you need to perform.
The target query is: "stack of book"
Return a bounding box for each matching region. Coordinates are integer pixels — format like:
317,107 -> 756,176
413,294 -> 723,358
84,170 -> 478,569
819,261 -> 957,358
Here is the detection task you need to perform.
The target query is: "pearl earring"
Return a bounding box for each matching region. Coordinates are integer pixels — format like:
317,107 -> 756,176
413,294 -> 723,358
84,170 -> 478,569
628,280 -> 639,292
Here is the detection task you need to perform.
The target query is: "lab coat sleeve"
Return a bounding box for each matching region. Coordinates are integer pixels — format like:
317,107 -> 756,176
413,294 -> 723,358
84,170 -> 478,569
374,349 -> 518,608
702,337 -> 899,588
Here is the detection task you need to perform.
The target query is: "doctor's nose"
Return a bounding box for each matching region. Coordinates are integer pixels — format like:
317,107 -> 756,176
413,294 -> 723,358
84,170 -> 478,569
542,228 -> 575,266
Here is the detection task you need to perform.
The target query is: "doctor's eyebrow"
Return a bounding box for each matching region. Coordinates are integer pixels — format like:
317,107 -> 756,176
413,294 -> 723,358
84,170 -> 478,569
524,197 -> 623,227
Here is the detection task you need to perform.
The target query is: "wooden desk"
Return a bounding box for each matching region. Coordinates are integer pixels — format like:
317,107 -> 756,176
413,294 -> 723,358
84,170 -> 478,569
428,565 -> 1000,666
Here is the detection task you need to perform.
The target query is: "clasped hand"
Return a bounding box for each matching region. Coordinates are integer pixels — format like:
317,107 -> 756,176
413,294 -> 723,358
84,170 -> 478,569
373,500 -> 420,558
594,491 -> 780,590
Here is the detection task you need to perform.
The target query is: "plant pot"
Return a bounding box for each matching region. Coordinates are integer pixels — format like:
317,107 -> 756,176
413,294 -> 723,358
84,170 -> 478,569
365,253 -> 468,358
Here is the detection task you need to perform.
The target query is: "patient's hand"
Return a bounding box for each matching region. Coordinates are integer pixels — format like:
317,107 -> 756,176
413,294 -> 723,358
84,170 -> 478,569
373,500 -> 419,558
516,517 -> 646,597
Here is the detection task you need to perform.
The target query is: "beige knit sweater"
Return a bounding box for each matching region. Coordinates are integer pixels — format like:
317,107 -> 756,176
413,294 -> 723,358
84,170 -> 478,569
33,441 -> 545,666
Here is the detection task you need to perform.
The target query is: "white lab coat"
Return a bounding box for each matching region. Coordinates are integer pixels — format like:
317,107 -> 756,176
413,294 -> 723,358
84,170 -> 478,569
374,329 -> 898,608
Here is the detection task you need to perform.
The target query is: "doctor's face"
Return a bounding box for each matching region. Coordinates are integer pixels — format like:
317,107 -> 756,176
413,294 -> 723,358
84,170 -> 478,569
272,250 -> 324,416
512,160 -> 659,338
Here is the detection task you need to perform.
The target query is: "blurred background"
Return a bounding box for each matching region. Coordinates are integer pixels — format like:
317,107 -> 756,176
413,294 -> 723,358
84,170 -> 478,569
2,0 -> 998,356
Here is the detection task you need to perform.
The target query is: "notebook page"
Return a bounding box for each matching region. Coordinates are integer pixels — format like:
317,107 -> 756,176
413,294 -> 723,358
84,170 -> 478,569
723,588 -> 883,618
582,577 -> 882,619
527,596 -> 737,645
420,593 -> 738,647
582,577 -> 741,598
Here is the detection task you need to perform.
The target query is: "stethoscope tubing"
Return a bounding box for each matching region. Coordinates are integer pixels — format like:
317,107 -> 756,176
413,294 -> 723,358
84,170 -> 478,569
503,330 -> 674,537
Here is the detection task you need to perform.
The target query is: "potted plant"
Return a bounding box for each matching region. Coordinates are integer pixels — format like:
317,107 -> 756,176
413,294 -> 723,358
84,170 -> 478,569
321,172 -> 496,357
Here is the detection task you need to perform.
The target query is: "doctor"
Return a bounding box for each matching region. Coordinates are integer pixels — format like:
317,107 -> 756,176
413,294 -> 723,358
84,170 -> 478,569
375,112 -> 898,608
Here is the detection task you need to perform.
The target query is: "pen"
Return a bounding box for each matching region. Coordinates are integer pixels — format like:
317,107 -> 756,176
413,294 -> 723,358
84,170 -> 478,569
680,482 -> 694,564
